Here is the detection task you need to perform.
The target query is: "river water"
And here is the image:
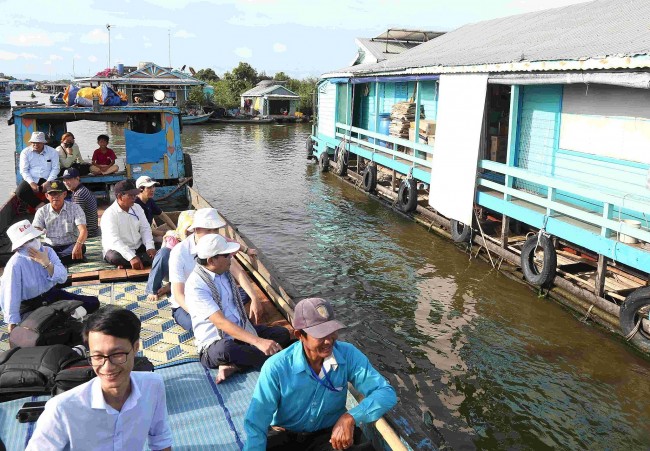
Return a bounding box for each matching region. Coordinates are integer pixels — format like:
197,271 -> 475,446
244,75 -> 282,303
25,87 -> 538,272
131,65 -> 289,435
3,91 -> 649,450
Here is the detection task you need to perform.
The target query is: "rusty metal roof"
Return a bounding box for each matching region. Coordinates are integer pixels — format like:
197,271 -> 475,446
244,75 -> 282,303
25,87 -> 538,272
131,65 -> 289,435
326,0 -> 650,77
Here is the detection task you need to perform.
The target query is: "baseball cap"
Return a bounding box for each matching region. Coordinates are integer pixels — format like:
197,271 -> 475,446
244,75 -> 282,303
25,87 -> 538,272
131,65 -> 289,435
135,176 -> 160,189
292,298 -> 346,339
114,179 -> 140,196
61,168 -> 80,179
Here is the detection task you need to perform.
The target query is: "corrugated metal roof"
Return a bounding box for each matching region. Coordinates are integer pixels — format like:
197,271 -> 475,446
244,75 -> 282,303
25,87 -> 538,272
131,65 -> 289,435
356,38 -> 421,61
241,84 -> 299,97
327,0 -> 650,77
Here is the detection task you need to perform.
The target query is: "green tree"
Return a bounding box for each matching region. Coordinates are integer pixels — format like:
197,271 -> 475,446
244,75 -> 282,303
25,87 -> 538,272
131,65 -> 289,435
231,62 -> 258,85
273,71 -> 291,82
297,77 -> 318,115
195,68 -> 220,82
188,85 -> 208,106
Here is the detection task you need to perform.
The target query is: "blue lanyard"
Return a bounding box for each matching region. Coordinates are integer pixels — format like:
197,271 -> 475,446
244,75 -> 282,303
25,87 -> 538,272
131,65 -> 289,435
308,363 -> 340,392
127,208 -> 139,221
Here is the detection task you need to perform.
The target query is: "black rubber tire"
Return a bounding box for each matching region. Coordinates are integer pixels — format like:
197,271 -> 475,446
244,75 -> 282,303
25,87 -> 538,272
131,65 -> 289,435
306,138 -> 314,160
183,153 -> 194,187
397,179 -> 418,213
318,152 -> 330,172
334,145 -> 348,176
520,234 -> 557,287
363,165 -> 377,192
450,219 -> 472,243
619,287 -> 650,353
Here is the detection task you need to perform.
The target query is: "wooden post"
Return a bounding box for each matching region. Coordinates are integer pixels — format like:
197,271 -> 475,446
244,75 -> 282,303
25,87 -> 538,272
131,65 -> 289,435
500,214 -> 510,248
595,254 -> 608,298
392,169 -> 397,192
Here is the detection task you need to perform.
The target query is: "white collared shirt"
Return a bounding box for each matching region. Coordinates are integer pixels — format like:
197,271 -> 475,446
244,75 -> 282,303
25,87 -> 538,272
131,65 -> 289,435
168,234 -> 198,308
26,372 -> 172,451
101,201 -> 154,260
19,145 -> 60,184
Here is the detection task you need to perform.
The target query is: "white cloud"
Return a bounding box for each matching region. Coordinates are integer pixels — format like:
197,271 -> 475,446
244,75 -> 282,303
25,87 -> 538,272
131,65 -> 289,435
88,55 -> 98,63
22,53 -> 38,60
6,32 -> 70,47
115,33 -> 125,40
0,50 -> 38,61
74,54 -> 82,60
44,60 -> 52,65
81,28 -> 109,44
234,47 -> 252,58
174,29 -> 196,39
144,42 -> 153,48
273,43 -> 287,53
49,54 -> 64,61
61,46 -> 74,52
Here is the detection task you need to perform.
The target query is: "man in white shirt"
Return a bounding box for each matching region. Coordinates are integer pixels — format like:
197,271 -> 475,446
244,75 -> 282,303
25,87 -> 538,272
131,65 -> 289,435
27,306 -> 173,451
168,208 -> 262,331
101,179 -> 156,269
185,234 -> 291,384
16,131 -> 60,209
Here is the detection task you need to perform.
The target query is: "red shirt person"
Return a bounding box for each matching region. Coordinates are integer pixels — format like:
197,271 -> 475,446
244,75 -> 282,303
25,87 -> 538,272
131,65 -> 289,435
90,134 -> 119,175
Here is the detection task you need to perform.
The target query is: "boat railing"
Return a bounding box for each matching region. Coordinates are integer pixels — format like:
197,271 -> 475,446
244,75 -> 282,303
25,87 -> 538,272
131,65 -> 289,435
334,122 -> 434,181
478,160 -> 650,270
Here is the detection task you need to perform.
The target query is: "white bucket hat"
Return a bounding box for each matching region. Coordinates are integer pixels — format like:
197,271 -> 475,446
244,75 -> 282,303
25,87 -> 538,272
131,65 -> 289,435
187,208 -> 226,232
196,234 -> 240,259
8,220 -> 43,251
135,176 -> 160,189
29,131 -> 47,143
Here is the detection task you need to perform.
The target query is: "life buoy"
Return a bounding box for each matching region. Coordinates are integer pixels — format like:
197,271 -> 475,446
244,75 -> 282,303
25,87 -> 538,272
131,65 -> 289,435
450,219 -> 472,243
363,165 -> 377,192
183,153 -> 193,187
318,152 -> 330,172
520,234 -> 557,287
306,138 -> 314,160
397,179 -> 418,212
619,287 -> 650,353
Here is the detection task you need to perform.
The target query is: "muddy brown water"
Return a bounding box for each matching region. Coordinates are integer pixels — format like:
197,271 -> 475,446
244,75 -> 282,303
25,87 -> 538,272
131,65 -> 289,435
2,91 -> 649,450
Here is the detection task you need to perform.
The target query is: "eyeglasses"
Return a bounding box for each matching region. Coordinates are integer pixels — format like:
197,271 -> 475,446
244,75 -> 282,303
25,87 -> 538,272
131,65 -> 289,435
87,347 -> 133,366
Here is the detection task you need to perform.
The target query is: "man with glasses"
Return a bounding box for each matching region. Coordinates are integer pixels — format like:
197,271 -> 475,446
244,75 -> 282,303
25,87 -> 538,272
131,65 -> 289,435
244,298 -> 397,450
27,306 -> 172,451
102,179 -> 156,269
33,180 -> 88,265
185,234 -> 291,384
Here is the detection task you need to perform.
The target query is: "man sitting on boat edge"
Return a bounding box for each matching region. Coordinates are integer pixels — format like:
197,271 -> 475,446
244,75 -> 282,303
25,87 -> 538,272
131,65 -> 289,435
26,306 -> 173,451
17,131 -> 60,210
33,180 -> 88,265
101,179 -> 157,270
61,167 -> 99,238
185,234 -> 291,384
0,220 -> 99,332
243,298 -> 397,451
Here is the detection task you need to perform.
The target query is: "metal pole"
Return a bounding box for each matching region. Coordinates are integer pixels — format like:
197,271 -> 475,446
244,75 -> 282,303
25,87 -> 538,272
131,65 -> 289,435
168,29 -> 172,68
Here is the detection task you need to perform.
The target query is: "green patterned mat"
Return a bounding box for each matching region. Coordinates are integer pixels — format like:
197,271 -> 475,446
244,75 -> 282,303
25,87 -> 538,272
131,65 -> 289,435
66,236 -> 115,273
0,282 -> 198,367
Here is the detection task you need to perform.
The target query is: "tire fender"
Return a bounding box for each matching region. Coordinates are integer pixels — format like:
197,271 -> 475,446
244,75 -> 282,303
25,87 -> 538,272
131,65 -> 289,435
619,287 -> 650,353
363,165 -> 377,192
334,145 -> 348,176
520,234 -> 557,287
183,153 -> 194,187
306,138 -> 314,160
318,152 -> 330,172
450,219 -> 472,243
397,179 -> 418,212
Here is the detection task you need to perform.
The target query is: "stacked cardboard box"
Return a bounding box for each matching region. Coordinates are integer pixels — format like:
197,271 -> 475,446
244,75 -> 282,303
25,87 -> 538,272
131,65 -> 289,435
490,136 -> 507,161
389,102 -> 424,139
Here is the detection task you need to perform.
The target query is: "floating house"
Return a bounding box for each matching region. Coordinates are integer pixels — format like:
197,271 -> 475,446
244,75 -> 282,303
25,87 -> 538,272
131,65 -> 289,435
76,62 -> 205,107
311,0 -> 650,352
351,29 -> 445,66
0,78 -> 10,107
240,80 -> 300,118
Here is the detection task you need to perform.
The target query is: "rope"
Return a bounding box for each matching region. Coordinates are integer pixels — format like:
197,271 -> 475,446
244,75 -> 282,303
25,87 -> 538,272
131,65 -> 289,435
580,304 -> 595,323
156,177 -> 193,201
625,317 -> 642,341
474,210 -> 495,268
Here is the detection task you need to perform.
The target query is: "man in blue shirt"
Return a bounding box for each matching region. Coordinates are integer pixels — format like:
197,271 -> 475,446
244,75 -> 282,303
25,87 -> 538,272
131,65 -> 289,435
244,298 -> 397,450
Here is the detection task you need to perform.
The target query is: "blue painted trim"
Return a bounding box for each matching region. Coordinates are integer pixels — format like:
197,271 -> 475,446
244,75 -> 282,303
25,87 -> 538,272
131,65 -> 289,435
551,86 -> 563,176
347,75 -> 440,84
477,191 -> 650,272
203,367 -> 244,450
556,148 -> 650,170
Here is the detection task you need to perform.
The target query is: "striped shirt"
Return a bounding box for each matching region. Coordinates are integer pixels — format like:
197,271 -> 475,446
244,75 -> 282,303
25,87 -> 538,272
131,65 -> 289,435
72,184 -> 99,237
33,201 -> 86,246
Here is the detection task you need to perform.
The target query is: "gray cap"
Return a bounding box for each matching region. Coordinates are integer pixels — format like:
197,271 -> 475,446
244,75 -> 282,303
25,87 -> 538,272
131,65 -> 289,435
292,298 -> 345,339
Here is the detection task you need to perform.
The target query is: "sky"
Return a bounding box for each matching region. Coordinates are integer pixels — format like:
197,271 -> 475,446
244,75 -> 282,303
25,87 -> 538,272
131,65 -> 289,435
0,0 -> 591,81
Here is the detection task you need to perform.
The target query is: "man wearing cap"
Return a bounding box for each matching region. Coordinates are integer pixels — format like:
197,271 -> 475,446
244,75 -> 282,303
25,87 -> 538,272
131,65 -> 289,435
244,298 -> 397,450
185,234 -> 291,384
17,131 -> 60,209
33,181 -> 88,265
0,220 -> 100,332
168,207 -> 262,331
101,179 -> 156,269
135,176 -> 176,242
61,168 -> 99,238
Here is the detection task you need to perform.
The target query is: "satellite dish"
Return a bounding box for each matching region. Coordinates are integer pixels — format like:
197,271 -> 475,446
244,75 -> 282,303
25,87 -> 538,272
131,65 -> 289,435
153,90 -> 165,102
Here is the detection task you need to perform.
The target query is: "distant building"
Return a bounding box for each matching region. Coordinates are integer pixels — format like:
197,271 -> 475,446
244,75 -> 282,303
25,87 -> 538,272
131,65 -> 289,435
240,80 -> 300,117
76,62 -> 205,107
351,29 -> 445,66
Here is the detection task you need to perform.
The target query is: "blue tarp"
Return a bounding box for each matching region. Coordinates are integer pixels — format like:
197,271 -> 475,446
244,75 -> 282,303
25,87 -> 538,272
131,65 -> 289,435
125,129 -> 167,164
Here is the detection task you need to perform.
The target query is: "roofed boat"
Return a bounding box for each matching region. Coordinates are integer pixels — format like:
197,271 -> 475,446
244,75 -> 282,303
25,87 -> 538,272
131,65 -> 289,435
0,103 -> 418,450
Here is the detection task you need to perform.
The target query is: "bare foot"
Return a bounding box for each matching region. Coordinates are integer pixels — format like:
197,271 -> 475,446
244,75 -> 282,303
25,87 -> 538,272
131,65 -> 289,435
147,293 -> 158,302
216,364 -> 239,384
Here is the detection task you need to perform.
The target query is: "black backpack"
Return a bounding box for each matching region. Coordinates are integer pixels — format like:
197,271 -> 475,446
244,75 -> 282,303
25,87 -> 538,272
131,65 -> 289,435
53,356 -> 155,395
10,300 -> 84,348
0,345 -> 80,402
